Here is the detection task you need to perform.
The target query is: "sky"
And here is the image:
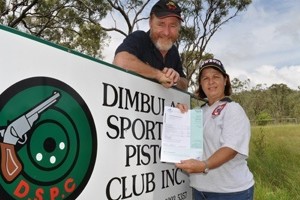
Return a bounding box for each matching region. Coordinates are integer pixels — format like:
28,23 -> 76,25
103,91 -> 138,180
101,0 -> 300,90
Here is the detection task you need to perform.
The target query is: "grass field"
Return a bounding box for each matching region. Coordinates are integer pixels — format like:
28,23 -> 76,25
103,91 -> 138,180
249,124 -> 300,200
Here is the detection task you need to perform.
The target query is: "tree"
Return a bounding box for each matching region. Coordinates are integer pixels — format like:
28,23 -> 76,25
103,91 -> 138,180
287,90 -> 300,120
268,83 -> 293,120
0,0 -> 110,58
248,84 -> 270,118
233,83 -> 299,123
104,0 -> 151,36
231,77 -> 251,93
103,0 -> 252,90
178,0 -> 251,89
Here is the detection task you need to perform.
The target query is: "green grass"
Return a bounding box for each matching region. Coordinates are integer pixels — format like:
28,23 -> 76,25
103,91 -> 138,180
249,124 -> 300,200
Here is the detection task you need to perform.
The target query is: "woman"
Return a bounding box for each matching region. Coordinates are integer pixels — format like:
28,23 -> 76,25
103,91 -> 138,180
176,58 -> 254,200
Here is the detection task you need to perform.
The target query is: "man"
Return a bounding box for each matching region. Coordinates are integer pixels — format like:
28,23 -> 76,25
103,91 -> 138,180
113,0 -> 188,91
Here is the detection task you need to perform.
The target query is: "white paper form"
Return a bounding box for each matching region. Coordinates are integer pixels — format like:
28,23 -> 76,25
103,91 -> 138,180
161,106 -> 203,163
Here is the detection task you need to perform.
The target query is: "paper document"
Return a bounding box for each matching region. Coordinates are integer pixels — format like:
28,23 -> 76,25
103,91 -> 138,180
161,106 -> 203,163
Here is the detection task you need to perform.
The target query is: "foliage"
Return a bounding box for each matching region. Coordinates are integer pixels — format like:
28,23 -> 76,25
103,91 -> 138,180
0,0 -> 4,14
190,95 -> 206,108
231,82 -> 300,124
105,0 -> 151,36
0,0 -> 111,58
191,79 -> 300,125
231,77 -> 251,93
251,127 -> 267,156
267,83 -> 293,119
255,112 -> 273,126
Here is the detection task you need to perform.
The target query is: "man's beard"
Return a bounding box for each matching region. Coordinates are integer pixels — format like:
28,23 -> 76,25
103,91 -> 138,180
153,37 -> 174,52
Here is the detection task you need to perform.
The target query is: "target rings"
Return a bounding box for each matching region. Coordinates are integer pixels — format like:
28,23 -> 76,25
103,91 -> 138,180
0,77 -> 97,200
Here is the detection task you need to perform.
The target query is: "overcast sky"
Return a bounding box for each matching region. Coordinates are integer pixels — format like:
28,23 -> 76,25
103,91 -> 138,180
101,0 -> 300,90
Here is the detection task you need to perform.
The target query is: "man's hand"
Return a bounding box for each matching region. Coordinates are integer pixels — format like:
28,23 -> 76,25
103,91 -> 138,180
163,67 -> 180,85
162,67 -> 188,90
157,72 -> 173,88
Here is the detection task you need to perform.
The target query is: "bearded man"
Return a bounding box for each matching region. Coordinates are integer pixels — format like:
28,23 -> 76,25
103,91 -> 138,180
113,0 -> 188,91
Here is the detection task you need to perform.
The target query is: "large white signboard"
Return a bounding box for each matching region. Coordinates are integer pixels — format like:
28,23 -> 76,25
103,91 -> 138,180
0,25 -> 192,200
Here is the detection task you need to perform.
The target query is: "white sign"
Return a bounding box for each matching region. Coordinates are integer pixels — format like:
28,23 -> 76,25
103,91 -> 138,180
0,25 -> 192,200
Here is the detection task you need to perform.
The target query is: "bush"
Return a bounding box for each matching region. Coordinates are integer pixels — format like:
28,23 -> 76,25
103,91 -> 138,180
256,112 -> 273,125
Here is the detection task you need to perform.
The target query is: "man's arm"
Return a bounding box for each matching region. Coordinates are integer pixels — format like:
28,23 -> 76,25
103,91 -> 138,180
113,51 -> 174,88
176,77 -> 188,91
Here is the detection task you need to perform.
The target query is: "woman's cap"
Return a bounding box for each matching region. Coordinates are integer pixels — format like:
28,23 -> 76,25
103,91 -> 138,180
199,58 -> 227,75
151,0 -> 183,21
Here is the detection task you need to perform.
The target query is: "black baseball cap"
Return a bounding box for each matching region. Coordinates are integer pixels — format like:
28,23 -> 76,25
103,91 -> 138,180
199,58 -> 228,76
151,0 -> 183,21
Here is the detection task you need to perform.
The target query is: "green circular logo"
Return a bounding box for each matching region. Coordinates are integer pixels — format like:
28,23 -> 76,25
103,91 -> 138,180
0,77 -> 97,200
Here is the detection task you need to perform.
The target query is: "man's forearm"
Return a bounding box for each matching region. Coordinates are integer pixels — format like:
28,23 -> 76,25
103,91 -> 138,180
176,77 -> 188,91
113,52 -> 162,80
113,51 -> 188,90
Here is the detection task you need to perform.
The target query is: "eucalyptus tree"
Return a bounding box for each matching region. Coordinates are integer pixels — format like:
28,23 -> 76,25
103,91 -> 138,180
267,83 -> 293,120
104,0 -> 151,37
0,0 -> 110,58
178,0 -> 251,90
287,89 -> 300,120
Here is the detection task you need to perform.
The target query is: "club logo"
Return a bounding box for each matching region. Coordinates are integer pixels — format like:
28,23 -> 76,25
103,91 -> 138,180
0,77 -> 97,200
212,103 -> 227,117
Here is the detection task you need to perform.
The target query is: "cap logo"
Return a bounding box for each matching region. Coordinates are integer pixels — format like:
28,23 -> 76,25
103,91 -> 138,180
203,59 -> 222,67
166,1 -> 177,10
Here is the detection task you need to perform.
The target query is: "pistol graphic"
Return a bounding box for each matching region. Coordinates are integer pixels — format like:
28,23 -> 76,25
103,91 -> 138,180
0,91 -> 60,182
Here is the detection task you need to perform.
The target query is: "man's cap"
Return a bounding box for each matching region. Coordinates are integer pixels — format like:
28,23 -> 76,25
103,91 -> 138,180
199,58 -> 227,75
151,0 -> 183,21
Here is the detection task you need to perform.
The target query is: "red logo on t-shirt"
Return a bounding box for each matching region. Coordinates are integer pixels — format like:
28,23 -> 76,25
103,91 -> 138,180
212,103 -> 227,117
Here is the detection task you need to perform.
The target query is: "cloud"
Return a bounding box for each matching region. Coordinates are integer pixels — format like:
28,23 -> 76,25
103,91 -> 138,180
231,64 -> 300,89
206,0 -> 300,89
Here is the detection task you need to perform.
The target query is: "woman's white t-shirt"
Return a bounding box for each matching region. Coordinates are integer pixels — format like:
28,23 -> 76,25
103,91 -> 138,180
190,100 -> 254,193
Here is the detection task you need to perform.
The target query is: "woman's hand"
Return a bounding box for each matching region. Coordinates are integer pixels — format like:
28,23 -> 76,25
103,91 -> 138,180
175,159 -> 206,174
176,103 -> 188,113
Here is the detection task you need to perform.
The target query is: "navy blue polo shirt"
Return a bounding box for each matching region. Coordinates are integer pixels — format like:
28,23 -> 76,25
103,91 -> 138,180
115,30 -> 186,78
